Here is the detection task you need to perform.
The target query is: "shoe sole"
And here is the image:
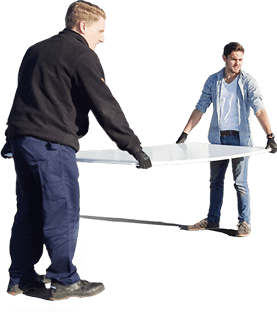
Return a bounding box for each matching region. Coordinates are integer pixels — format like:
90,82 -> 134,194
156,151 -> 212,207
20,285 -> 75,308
187,226 -> 219,231
49,285 -> 105,301
7,290 -> 23,296
236,233 -> 250,237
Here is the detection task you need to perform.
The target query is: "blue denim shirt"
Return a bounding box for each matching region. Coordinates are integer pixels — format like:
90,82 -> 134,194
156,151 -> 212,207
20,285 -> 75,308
196,68 -> 265,146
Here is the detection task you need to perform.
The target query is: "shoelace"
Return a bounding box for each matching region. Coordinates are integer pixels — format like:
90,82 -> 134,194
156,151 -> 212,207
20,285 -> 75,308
237,222 -> 249,231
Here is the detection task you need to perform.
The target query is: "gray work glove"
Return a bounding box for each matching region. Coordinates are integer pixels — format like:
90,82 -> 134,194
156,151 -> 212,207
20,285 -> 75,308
176,132 -> 188,144
132,150 -> 152,169
266,138 -> 277,154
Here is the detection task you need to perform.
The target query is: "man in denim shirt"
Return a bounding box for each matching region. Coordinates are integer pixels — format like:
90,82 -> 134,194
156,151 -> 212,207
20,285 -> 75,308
176,42 -> 277,237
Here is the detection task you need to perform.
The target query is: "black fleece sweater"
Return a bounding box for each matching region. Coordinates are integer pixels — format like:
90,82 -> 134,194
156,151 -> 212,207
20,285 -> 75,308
6,29 -> 142,154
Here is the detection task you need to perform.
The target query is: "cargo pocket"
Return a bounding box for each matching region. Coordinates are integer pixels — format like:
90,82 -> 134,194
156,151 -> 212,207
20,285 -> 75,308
38,143 -> 66,203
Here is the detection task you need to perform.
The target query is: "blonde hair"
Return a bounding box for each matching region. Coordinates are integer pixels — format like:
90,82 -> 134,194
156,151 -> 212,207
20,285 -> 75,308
65,1 -> 106,29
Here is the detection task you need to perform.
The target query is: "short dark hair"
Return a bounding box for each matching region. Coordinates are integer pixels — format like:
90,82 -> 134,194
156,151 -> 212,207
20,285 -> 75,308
223,42 -> 244,58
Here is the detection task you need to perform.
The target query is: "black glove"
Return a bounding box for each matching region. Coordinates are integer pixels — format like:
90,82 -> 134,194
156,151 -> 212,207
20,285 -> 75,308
132,150 -> 152,169
176,132 -> 188,144
1,140 -> 13,159
266,138 -> 277,154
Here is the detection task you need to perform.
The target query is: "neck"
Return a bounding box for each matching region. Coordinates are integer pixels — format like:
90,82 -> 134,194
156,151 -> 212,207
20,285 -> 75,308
224,68 -> 239,84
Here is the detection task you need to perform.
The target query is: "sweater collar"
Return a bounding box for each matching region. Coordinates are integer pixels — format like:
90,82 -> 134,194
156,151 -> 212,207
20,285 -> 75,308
59,28 -> 89,47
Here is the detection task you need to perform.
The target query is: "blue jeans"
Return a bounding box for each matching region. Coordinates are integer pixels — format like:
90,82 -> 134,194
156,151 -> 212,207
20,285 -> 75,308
207,134 -> 250,224
9,137 -> 80,286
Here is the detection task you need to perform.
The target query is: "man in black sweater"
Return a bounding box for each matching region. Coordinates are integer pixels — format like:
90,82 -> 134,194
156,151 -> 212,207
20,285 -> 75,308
2,1 -> 151,300
3,2 -> 149,158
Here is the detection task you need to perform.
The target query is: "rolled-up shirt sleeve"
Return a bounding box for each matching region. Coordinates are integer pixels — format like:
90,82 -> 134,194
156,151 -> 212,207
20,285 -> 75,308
195,75 -> 213,113
247,77 -> 265,114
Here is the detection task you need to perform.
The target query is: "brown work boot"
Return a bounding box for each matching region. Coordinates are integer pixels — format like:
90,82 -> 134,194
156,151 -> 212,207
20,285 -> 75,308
186,218 -> 219,231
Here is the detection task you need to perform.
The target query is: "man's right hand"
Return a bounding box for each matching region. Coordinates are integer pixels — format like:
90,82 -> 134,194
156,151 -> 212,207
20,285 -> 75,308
132,151 -> 152,169
1,140 -> 12,159
176,132 -> 188,144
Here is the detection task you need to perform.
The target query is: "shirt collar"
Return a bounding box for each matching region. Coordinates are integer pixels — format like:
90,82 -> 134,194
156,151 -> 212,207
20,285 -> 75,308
218,67 -> 246,80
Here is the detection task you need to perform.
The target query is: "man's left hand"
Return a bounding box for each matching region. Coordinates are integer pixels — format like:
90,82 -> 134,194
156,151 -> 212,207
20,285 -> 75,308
266,138 -> 277,153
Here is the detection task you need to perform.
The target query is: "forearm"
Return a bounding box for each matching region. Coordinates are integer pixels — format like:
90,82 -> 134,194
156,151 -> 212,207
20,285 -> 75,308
256,109 -> 273,136
183,108 -> 204,134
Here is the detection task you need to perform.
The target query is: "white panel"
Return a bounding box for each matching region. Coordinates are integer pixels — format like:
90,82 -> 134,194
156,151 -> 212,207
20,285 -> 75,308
76,143 -> 270,166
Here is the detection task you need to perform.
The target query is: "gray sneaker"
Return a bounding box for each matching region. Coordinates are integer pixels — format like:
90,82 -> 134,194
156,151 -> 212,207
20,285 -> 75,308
186,218 -> 219,231
49,280 -> 105,301
236,221 -> 251,237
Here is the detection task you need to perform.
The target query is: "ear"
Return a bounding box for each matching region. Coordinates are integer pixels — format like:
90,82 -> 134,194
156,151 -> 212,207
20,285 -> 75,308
222,55 -> 227,63
79,21 -> 86,35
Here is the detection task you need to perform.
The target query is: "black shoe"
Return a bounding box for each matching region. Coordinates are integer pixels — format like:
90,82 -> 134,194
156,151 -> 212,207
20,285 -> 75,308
49,280 -> 105,301
7,285 -> 24,296
7,275 -> 51,296
36,275 -> 51,284
7,276 -> 46,296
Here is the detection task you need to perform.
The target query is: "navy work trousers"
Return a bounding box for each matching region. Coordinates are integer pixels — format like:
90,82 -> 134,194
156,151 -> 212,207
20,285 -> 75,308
9,136 -> 80,286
